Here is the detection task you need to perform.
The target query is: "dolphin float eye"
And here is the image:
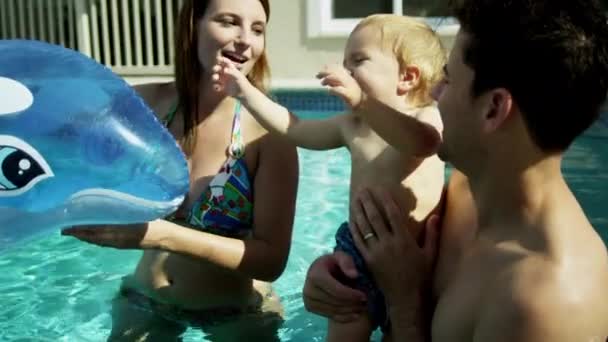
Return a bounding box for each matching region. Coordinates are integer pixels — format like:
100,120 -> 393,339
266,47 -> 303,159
0,77 -> 34,115
0,135 -> 53,196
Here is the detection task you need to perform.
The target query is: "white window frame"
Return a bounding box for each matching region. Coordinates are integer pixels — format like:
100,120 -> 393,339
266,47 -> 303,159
306,0 -> 459,38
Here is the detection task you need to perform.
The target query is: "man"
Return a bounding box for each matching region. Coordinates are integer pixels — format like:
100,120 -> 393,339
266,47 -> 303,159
303,0 -> 608,340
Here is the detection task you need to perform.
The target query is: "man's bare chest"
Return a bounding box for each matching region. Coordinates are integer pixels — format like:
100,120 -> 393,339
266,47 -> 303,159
431,245 -> 509,341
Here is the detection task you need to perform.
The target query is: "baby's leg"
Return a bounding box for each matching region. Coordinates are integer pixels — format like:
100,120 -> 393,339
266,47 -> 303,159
327,315 -> 374,342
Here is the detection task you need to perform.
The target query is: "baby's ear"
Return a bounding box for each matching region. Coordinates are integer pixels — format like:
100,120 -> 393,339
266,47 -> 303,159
397,65 -> 421,96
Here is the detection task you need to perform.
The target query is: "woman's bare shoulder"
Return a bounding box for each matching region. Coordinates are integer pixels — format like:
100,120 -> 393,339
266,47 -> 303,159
132,81 -> 177,117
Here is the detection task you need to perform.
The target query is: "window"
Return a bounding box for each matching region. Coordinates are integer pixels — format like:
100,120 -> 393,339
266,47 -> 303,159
307,0 -> 458,38
332,0 -> 393,18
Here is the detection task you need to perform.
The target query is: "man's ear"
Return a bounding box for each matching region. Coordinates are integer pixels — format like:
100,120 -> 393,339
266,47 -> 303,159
397,65 -> 421,96
482,88 -> 513,133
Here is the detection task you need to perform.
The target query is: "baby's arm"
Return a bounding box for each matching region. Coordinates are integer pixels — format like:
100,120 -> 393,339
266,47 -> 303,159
212,57 -> 344,150
356,97 -> 442,158
316,63 -> 442,158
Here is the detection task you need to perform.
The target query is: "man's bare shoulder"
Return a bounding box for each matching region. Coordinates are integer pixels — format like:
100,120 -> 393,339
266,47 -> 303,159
475,248 -> 608,341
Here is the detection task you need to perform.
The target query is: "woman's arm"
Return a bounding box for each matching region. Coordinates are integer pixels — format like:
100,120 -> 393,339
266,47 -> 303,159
62,132 -> 299,282
162,132 -> 299,281
240,132 -> 299,280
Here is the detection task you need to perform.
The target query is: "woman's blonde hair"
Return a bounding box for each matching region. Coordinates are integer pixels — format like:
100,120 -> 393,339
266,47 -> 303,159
355,14 -> 446,107
174,0 -> 271,156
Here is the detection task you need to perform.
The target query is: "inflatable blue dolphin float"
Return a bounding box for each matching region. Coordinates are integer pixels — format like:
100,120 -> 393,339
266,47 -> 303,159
0,40 -> 190,247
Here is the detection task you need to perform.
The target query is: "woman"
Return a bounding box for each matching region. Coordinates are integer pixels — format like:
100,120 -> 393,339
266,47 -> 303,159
62,0 -> 299,340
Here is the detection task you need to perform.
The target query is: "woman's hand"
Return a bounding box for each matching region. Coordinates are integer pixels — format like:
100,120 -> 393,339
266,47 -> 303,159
61,221 -> 166,250
349,188 -> 440,303
302,251 -> 368,322
316,64 -> 362,109
211,56 -> 252,98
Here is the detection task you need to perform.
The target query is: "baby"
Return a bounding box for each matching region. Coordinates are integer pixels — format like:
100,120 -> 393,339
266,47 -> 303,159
213,14 -> 446,341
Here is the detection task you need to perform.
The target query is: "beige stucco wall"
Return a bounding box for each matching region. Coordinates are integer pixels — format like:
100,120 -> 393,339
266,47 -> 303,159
128,0 -> 456,87
265,0 -> 456,89
265,0 -> 345,88
128,0 -> 344,87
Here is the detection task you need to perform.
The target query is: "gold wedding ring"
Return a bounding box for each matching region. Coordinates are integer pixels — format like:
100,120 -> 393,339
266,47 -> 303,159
363,232 -> 375,241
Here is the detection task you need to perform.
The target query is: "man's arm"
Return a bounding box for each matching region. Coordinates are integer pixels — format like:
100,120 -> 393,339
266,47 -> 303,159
302,252 -> 368,322
387,290 -> 431,342
348,189 -> 442,342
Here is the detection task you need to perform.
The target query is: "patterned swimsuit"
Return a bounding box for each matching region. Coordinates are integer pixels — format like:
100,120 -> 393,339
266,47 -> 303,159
118,101 -> 261,328
164,100 -> 254,238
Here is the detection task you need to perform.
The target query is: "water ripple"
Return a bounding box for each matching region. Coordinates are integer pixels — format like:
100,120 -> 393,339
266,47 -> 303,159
0,130 -> 605,341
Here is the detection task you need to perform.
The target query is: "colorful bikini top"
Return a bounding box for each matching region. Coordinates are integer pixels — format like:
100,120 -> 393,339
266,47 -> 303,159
163,101 -> 254,239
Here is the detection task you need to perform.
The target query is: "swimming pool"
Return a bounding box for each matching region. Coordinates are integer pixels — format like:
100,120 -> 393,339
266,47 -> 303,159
0,109 -> 606,341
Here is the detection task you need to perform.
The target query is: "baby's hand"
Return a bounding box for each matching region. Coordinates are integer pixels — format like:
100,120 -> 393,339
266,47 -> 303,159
316,64 -> 362,109
212,56 -> 250,98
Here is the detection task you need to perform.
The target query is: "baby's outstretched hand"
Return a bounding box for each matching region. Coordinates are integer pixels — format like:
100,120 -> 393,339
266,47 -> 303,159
316,64 -> 362,109
212,56 -> 249,98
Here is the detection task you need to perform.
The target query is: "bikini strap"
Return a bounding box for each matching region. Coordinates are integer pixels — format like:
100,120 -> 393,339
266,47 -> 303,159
162,101 -> 178,128
229,100 -> 245,158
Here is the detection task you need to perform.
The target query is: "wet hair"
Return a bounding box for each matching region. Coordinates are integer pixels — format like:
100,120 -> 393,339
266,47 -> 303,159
174,0 -> 271,155
451,0 -> 608,151
355,14 -> 447,107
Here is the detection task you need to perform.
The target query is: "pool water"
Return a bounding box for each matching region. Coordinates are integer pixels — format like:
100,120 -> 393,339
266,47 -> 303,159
0,111 -> 606,341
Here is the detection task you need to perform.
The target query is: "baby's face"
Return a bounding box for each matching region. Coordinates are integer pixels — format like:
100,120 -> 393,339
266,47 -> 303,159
343,25 -> 402,105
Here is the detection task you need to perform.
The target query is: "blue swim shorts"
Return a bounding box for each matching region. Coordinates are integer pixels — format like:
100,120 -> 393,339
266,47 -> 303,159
334,222 -> 390,332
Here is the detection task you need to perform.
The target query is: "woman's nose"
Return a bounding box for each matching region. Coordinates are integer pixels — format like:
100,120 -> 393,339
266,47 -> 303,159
235,28 -> 252,47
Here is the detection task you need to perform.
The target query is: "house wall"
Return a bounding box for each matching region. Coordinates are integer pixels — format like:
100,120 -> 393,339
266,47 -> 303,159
122,0 -> 457,87
266,0 -> 345,88
265,0 -> 456,89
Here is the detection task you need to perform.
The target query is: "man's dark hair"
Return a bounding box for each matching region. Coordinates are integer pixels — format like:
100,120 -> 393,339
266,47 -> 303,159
450,0 -> 608,151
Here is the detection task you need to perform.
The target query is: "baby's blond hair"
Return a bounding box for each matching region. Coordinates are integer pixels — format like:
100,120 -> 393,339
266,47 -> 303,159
355,14 -> 446,107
